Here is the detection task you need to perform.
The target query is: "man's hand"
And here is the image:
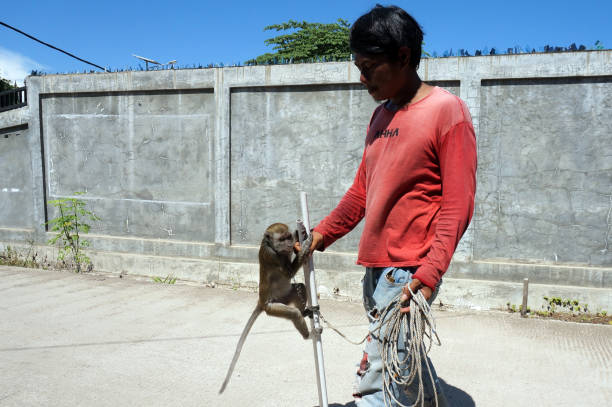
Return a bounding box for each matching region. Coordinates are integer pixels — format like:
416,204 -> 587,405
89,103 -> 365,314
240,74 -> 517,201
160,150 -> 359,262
399,278 -> 432,314
293,231 -> 324,255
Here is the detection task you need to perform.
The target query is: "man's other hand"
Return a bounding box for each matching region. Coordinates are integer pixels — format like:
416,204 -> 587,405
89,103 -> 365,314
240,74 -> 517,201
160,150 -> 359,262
399,278 -> 433,314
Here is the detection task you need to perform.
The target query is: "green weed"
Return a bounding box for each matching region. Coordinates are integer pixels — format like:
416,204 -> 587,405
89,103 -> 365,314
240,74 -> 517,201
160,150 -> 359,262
152,275 -> 177,284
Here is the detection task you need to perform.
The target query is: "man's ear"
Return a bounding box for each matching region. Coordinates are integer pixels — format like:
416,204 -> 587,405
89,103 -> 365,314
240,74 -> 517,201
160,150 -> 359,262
398,46 -> 412,68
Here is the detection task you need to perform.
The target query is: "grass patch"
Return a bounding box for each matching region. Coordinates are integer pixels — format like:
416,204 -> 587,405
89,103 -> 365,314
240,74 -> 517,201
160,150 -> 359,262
0,244 -> 50,269
507,297 -> 611,325
152,275 -> 177,284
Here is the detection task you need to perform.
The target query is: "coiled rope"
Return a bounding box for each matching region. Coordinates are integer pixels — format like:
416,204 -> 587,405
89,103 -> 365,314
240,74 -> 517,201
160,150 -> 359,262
378,288 -> 441,407
320,287 -> 441,407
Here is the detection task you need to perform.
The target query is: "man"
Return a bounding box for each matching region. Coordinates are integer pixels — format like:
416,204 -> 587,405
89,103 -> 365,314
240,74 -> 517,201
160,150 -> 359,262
302,5 -> 477,406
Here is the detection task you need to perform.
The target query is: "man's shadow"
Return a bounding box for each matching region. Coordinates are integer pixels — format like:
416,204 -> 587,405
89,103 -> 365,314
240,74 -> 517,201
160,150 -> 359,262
327,377 -> 475,407
438,378 -> 475,406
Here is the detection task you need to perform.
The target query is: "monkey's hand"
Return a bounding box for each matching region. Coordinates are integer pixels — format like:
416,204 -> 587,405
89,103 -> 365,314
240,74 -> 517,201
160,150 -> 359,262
298,234 -> 313,261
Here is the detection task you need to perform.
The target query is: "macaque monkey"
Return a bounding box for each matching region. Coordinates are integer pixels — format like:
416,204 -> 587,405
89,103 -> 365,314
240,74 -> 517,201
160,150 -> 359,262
219,223 -> 313,394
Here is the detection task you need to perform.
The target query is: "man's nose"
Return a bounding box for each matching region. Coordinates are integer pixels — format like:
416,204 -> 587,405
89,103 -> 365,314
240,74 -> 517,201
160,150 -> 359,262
360,72 -> 368,85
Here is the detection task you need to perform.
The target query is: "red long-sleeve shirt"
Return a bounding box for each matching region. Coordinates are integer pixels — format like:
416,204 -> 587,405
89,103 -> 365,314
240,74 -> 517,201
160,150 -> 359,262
313,86 -> 477,289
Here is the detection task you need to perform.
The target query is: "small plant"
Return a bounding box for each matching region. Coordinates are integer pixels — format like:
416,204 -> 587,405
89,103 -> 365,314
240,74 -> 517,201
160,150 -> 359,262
1,245 -> 34,268
533,296 -> 609,324
46,192 -> 99,273
152,275 -> 177,284
541,296 -> 591,316
507,296 -> 611,325
0,242 -> 48,269
506,302 -> 530,314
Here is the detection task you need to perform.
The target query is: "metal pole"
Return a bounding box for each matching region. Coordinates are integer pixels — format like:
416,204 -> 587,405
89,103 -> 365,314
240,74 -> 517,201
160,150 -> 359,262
521,278 -> 529,317
298,191 -> 329,407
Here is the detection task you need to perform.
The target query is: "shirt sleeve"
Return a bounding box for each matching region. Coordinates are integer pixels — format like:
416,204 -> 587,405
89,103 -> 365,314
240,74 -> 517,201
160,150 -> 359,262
412,120 -> 477,289
313,151 -> 367,250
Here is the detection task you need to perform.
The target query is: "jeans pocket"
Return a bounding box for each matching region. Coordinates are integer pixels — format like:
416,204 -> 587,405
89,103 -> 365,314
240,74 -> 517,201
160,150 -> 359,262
372,267 -> 412,307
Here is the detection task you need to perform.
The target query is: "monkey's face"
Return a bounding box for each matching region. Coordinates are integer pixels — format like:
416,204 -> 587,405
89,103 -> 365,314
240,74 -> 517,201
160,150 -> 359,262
270,230 -> 295,256
263,223 -> 297,257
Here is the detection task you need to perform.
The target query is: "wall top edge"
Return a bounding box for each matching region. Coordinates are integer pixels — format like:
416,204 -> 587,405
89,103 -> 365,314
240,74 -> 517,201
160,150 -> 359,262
26,49 -> 612,78
23,50 -> 612,94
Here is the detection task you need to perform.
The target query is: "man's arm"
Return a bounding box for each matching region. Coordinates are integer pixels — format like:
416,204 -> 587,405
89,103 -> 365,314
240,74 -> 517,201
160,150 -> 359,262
309,153 -> 367,252
408,121 -> 477,297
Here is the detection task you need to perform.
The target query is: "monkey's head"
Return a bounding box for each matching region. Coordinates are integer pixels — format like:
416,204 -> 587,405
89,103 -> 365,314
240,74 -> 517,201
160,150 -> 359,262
263,223 -> 296,256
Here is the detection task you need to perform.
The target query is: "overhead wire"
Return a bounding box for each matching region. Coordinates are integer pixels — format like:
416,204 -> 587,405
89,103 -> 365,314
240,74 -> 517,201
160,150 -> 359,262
0,21 -> 108,72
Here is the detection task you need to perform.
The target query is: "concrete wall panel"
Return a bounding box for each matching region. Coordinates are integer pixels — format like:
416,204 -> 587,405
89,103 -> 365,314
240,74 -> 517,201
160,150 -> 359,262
0,126 -> 33,229
475,77 -> 612,266
229,84 -> 377,250
41,90 -> 215,241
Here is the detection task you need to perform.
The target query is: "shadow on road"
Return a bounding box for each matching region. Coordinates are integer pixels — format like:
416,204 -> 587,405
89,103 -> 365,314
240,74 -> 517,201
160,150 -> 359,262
440,377 -> 475,406
322,377 -> 474,407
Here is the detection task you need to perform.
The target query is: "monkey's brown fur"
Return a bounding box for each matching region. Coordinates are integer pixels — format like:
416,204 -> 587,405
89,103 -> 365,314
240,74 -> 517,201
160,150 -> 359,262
219,223 -> 313,394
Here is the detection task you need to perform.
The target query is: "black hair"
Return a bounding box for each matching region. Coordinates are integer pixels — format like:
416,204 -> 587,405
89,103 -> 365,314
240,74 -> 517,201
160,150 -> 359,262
350,4 -> 424,68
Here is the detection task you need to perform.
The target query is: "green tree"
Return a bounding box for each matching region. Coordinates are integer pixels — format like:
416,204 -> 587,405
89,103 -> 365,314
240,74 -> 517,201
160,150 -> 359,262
247,19 -> 351,64
0,77 -> 15,92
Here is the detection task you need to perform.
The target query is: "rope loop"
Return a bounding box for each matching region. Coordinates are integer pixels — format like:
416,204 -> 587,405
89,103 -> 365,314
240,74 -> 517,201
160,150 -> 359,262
319,289 -> 442,406
378,290 -> 441,407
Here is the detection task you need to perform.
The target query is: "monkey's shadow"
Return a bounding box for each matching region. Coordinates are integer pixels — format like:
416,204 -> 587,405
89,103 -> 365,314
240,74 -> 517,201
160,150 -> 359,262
325,378 -> 475,407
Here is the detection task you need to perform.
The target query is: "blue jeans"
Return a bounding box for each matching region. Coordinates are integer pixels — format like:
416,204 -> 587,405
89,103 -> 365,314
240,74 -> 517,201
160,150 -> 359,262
354,267 -> 446,407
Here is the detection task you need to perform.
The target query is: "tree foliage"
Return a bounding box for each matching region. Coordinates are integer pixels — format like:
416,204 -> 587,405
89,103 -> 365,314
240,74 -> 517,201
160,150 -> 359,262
247,19 -> 351,64
0,77 -> 15,92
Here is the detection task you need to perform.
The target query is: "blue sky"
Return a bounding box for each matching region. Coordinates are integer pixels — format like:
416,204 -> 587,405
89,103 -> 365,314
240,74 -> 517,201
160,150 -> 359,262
1,0 -> 610,85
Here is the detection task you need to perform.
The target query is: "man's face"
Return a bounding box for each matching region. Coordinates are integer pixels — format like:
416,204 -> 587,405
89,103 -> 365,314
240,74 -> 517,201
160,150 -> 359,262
354,53 -> 407,101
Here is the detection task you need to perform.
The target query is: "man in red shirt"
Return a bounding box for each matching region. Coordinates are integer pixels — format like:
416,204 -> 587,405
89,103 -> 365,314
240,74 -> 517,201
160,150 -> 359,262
302,5 -> 476,406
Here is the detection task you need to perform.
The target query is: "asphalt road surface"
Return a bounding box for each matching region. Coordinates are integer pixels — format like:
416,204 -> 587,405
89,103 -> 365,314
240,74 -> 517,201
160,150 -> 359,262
1,266 -> 610,406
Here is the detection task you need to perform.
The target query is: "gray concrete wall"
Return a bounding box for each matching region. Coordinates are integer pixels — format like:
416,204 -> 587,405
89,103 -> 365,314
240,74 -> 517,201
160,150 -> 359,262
1,51 -> 611,310
41,89 -> 216,241
229,84 -> 374,251
476,77 -> 612,267
0,106 -> 33,231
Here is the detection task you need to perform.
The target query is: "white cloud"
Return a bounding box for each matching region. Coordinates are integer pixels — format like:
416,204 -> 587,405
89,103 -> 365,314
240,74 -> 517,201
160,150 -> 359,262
0,47 -> 46,86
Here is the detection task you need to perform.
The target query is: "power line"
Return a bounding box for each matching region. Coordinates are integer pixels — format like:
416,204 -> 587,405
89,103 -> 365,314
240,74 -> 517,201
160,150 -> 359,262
0,21 -> 107,72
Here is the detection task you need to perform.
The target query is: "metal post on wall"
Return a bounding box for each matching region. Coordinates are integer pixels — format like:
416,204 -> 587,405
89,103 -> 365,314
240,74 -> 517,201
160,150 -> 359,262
297,191 -> 328,407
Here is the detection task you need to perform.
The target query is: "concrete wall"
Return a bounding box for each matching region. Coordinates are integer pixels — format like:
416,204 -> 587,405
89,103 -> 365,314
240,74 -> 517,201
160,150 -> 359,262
1,51 -> 611,310
476,77 -> 612,266
41,89 -> 216,241
0,107 -> 32,230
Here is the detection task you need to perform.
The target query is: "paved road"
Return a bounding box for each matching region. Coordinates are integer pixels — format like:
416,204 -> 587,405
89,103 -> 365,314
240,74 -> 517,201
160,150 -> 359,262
0,266 -> 610,406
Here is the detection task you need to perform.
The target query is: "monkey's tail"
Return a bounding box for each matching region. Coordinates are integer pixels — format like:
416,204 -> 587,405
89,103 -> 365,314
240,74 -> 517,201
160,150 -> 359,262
218,306 -> 262,394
